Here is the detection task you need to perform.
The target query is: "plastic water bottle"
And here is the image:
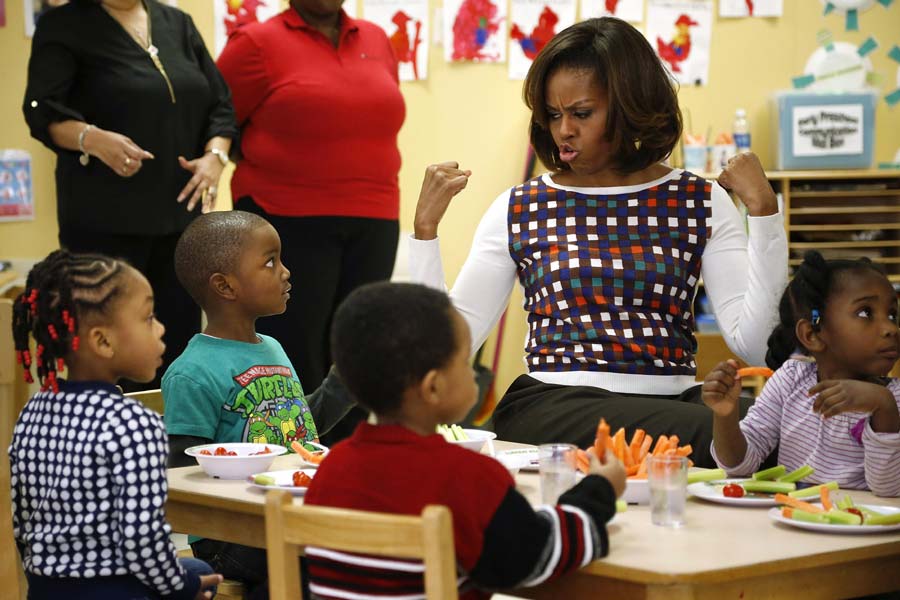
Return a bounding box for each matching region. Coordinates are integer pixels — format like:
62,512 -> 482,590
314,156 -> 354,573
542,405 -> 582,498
733,108 -> 751,154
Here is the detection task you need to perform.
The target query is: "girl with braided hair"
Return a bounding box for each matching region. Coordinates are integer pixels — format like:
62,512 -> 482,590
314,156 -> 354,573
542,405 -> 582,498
9,249 -> 222,599
702,250 -> 900,496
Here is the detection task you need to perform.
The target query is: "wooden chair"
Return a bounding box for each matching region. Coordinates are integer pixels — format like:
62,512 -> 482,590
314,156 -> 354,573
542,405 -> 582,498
265,491 -> 458,600
123,388 -> 164,415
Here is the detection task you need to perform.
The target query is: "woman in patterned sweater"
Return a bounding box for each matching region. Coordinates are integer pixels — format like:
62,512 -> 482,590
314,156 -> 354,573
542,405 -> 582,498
9,250 -> 221,599
410,17 -> 788,467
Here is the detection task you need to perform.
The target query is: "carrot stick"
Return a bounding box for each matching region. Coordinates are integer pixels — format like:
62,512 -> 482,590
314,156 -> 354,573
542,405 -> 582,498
291,441 -> 325,464
666,435 -> 680,454
737,366 -> 774,378
626,464 -> 640,476
634,456 -> 649,478
629,429 -> 646,463
613,428 -> 627,463
820,486 -> 833,511
575,449 -> 590,474
652,435 -> 669,456
774,493 -> 824,514
675,444 -> 693,457
594,418 -> 610,460
637,435 -> 653,463
782,507 -> 794,519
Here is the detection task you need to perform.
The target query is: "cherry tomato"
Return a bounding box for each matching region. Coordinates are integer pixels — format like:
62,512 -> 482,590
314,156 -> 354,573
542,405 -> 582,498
214,447 -> 228,456
293,471 -> 313,487
723,483 -> 745,498
199,450 -> 212,456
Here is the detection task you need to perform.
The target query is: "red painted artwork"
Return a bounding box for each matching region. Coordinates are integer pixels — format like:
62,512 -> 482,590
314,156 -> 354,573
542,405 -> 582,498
389,10 -> 423,79
605,0 -> 619,12
656,13 -> 697,73
451,0 -> 502,61
510,6 -> 559,60
746,0 -> 754,15
223,0 -> 268,37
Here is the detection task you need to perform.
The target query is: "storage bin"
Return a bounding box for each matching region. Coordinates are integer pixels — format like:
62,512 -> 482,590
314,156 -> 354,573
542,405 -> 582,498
771,90 -> 876,170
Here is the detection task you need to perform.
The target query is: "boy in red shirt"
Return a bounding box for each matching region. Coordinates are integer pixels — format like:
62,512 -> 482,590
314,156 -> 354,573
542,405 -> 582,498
304,282 -> 625,599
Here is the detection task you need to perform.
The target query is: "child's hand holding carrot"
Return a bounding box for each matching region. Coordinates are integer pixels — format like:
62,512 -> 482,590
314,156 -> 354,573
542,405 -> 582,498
702,359 -> 743,418
588,449 -> 626,498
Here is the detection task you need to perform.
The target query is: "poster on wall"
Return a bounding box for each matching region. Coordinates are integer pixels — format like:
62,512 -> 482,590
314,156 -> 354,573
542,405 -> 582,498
364,0 -> 428,81
0,151 -> 34,222
719,0 -> 782,17
213,0 -> 279,56
24,0 -> 67,37
509,0 -> 575,79
646,0 -> 712,86
1,0 -> 6,28
580,0 -> 641,22
443,0 -> 506,62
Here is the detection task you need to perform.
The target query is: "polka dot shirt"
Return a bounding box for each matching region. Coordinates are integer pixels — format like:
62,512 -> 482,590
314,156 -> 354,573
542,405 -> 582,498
9,381 -> 197,598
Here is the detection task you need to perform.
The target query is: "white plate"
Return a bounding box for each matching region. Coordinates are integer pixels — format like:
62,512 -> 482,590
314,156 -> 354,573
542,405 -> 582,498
688,478 -> 779,507
247,469 -> 317,495
768,504 -> 900,534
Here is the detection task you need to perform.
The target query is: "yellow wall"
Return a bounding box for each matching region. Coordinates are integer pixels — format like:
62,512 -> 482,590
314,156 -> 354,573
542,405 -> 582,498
2,1 -> 900,397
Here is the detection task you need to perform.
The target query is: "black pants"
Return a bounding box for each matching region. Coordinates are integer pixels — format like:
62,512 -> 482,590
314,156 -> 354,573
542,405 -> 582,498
235,197 -> 399,390
59,227 -> 200,391
492,375 -> 761,469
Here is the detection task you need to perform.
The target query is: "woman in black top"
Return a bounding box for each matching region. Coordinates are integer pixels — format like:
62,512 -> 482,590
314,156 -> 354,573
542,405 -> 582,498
23,0 -> 237,387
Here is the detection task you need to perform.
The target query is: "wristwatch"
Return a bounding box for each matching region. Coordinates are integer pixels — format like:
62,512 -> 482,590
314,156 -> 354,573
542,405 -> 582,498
207,147 -> 229,167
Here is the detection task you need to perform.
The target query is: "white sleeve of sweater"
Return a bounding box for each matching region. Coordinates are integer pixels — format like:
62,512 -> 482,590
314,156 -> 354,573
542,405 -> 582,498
701,182 -> 789,367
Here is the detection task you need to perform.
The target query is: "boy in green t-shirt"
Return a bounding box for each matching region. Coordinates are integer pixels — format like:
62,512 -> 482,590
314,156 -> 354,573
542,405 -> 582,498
163,210 -> 336,596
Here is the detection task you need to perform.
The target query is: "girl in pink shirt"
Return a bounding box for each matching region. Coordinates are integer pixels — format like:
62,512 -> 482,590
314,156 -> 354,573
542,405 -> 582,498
702,250 -> 900,496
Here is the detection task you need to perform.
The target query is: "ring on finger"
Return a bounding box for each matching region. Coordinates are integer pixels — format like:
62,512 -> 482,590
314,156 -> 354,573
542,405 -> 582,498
124,157 -> 132,166
208,186 -> 217,197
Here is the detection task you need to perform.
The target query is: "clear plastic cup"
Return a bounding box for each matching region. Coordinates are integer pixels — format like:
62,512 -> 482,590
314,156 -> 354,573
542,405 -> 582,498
538,443 -> 577,505
648,455 -> 688,527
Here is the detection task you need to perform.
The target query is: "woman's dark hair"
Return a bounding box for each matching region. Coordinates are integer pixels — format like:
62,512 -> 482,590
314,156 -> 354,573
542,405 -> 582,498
765,250 -> 886,370
12,250 -> 128,392
523,17 -> 682,174
330,282 -> 458,416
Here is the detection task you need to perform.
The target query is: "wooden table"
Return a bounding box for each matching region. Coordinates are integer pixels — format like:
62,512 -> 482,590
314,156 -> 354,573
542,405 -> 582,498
167,445 -> 900,599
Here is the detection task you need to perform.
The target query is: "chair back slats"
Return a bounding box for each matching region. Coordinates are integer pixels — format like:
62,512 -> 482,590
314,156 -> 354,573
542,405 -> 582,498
123,389 -> 164,414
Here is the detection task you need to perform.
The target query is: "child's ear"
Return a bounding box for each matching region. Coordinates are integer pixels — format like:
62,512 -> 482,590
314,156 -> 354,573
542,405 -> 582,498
209,272 -> 237,301
87,325 -> 115,359
795,318 -> 825,354
418,369 -> 442,408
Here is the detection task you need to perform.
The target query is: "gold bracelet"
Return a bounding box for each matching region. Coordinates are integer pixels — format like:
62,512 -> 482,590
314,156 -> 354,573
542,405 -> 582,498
78,124 -> 94,166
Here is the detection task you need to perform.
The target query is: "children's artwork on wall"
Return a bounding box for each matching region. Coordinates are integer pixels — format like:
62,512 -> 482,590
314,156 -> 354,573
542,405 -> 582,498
0,151 -> 34,222
213,0 -> 279,56
580,0 -> 641,22
792,35 -> 876,92
364,0 -> 428,81
443,0 -> 506,62
509,0 -> 575,79
820,0 -> 893,32
1,0 -> 6,27
886,44 -> 900,107
646,0 -> 712,86
719,0 -> 782,17
24,0 -> 67,37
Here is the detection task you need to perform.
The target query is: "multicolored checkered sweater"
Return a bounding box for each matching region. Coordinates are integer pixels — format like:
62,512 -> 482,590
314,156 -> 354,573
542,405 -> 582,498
508,172 -> 711,376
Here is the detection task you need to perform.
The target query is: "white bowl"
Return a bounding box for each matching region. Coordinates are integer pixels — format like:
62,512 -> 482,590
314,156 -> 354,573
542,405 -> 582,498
446,429 -> 497,452
185,443 -> 288,480
623,478 -> 649,504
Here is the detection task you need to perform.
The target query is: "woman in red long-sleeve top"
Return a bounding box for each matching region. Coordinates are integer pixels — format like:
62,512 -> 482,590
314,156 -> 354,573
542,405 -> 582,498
217,0 -> 406,390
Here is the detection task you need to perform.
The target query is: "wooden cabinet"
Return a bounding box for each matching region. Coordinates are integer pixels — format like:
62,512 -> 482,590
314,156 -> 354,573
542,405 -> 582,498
769,169 -> 900,281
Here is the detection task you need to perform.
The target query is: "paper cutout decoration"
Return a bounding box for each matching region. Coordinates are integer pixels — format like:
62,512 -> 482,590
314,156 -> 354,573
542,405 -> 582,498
213,0 -> 278,56
365,0 -> 429,81
509,0 -> 576,79
719,0 -> 782,17
646,0 -> 712,87
580,0 -> 642,22
443,0 -> 506,62
0,151 -> 34,222
1,0 -> 6,28
792,36 -> 876,92
820,0 -> 893,32
887,45 -> 900,107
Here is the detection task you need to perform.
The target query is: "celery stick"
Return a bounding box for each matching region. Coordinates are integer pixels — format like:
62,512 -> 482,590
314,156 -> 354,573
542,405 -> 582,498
451,425 -> 468,441
741,480 -> 797,494
788,481 -> 839,499
615,499 -> 627,513
777,464 -> 814,483
687,468 -> 727,484
865,512 -> 900,526
836,495 -> 855,510
752,465 -> 787,481
791,509 -> 829,524
824,509 -> 862,525
253,474 -> 276,486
